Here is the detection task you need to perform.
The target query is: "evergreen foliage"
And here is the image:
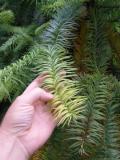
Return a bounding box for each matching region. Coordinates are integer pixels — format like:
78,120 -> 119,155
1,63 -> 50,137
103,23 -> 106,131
0,0 -> 120,159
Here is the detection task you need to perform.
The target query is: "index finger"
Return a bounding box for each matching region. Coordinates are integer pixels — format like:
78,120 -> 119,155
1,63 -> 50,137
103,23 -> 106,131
23,73 -> 48,95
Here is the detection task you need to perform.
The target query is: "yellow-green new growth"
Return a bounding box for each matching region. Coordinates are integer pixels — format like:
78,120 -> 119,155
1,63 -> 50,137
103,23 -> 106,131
35,45 -> 86,125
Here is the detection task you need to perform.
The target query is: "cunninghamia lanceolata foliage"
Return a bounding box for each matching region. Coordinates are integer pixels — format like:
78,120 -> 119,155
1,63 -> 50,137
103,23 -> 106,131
1,0 -> 120,159
67,74 -> 120,159
34,45 -> 86,125
40,0 -> 86,16
0,45 -> 39,101
40,4 -> 86,48
85,8 -> 112,73
0,4 -> 86,126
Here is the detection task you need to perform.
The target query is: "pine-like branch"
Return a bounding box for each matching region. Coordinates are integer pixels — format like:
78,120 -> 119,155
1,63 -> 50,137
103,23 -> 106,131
85,8 -> 112,73
34,45 -> 85,125
0,3 -> 86,126
0,44 -> 40,101
40,4 -> 86,48
66,74 -> 120,159
0,25 -> 34,53
67,74 -> 109,157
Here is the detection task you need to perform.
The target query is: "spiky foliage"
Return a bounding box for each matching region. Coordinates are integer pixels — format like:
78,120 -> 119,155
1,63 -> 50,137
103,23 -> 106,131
97,0 -> 120,22
40,0 -> 86,16
1,0 -> 120,160
85,8 -> 112,73
0,26 -> 34,54
67,74 -> 120,159
0,45 -> 39,100
67,74 -> 108,156
0,3 -> 86,126
34,45 -> 85,125
40,4 -> 86,47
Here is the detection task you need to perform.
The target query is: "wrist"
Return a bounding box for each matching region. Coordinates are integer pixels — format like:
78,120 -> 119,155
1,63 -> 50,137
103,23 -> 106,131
0,128 -> 29,160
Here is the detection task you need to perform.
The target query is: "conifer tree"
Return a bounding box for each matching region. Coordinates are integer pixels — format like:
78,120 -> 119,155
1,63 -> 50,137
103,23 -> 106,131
0,0 -> 120,159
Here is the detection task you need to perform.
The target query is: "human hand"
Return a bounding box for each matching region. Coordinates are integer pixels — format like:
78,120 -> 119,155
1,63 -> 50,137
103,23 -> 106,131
0,74 -> 56,159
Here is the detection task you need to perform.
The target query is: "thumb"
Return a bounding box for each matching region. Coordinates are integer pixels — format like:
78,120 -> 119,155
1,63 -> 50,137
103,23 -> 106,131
22,87 -> 53,104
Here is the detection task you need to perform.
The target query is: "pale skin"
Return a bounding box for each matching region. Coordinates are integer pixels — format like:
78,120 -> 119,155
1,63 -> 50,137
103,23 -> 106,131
0,74 -> 56,160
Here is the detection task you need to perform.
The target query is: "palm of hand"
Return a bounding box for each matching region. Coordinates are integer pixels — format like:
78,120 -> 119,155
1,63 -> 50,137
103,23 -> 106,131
20,101 -> 56,155
1,74 -> 56,156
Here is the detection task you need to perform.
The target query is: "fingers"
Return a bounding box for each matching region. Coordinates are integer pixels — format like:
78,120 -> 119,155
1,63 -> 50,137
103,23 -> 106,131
23,71 -> 65,95
21,73 -> 53,105
20,71 -> 66,105
22,87 -> 53,104
23,73 -> 48,95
